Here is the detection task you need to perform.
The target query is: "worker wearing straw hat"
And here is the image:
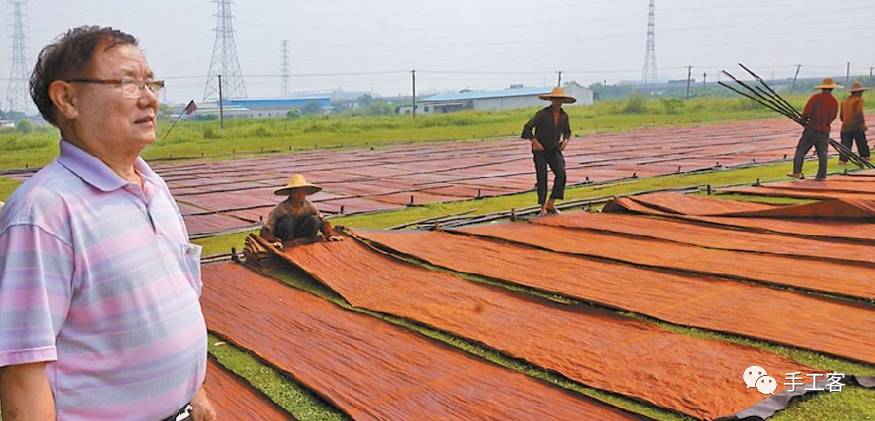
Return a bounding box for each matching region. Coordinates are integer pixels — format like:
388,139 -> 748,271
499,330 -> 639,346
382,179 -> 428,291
839,81 -> 869,163
788,78 -> 840,180
261,174 -> 339,247
521,86 -> 575,215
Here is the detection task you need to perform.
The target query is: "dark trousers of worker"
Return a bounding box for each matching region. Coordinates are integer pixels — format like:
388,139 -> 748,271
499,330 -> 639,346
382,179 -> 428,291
275,215 -> 320,241
792,128 -> 829,179
532,148 -> 566,205
840,130 -> 870,161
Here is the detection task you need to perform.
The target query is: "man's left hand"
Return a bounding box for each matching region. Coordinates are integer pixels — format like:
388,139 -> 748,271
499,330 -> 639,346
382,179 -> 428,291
191,387 -> 217,421
559,139 -> 569,151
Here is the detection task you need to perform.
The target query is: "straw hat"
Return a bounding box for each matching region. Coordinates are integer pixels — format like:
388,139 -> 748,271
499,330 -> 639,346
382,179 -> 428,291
538,87 -> 577,103
274,174 -> 322,196
815,78 -> 841,90
849,81 -> 868,93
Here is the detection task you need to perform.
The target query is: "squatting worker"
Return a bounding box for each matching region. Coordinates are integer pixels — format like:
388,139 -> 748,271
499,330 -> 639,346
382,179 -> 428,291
0,27 -> 216,421
839,81 -> 869,163
260,174 -> 340,247
521,87 -> 574,215
788,78 -> 840,181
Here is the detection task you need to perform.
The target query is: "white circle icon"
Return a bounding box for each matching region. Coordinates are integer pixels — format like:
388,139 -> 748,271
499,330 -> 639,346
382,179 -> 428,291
743,366 -> 767,388
756,375 -> 778,395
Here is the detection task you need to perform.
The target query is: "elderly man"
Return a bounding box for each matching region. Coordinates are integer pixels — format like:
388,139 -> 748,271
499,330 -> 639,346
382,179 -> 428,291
0,27 -> 215,421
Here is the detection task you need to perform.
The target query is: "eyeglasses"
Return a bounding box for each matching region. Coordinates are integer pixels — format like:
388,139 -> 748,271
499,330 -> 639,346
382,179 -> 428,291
65,78 -> 165,99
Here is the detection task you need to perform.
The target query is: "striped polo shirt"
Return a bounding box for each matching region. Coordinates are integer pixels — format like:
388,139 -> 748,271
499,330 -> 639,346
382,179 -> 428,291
0,140 -> 207,420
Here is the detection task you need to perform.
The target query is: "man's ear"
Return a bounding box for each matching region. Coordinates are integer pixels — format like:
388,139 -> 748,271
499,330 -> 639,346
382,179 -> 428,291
48,80 -> 78,121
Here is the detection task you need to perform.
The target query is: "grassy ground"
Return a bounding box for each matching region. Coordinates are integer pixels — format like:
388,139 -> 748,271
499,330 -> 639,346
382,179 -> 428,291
0,177 -> 20,202
0,96 -> 795,170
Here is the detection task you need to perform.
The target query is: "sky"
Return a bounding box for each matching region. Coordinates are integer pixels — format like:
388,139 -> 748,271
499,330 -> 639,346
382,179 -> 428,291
2,0 -> 874,106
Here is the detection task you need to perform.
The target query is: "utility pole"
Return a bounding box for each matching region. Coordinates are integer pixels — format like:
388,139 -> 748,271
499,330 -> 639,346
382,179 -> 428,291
218,75 -> 224,129
557,71 -> 562,87
846,62 -> 851,84
685,65 -> 692,100
702,72 -> 707,90
411,69 -> 416,119
790,64 -> 802,93
870,67 -> 873,80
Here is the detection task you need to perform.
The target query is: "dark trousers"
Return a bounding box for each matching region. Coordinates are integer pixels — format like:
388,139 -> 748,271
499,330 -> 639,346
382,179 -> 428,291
840,130 -> 870,160
532,148 -> 566,205
792,128 -> 829,179
275,215 -> 320,241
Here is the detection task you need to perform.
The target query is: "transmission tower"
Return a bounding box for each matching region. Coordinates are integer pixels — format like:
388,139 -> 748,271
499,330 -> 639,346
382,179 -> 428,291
280,40 -> 290,97
6,0 -> 32,114
641,0 -> 658,86
203,0 -> 247,101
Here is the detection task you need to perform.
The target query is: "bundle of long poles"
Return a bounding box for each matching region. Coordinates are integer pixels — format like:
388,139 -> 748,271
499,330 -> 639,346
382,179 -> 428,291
719,63 -> 874,169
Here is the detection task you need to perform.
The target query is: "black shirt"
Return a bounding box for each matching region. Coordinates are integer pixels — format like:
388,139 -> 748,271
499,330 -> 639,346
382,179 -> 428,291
521,106 -> 571,150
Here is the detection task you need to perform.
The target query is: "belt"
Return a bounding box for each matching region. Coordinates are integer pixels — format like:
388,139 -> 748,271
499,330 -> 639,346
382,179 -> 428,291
160,404 -> 193,421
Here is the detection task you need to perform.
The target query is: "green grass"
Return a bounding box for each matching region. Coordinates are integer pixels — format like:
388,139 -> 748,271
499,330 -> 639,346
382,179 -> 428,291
208,333 -> 348,420
0,96 -> 802,170
0,176 -> 21,202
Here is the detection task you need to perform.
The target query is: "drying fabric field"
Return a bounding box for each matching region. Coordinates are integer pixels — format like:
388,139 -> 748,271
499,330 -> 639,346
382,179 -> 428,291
195,174 -> 875,420
2,117 -> 822,236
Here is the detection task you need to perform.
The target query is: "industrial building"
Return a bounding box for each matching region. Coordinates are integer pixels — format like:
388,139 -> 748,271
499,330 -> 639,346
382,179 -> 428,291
413,83 -> 593,114
193,97 -> 332,119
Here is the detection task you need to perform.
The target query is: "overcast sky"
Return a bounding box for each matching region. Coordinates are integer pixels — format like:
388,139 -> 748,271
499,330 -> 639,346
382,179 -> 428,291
2,0 -> 874,104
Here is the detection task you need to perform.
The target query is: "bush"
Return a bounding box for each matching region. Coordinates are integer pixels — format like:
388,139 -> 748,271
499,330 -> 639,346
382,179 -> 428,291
621,95 -> 646,114
16,119 -> 34,133
254,126 -> 271,137
660,98 -> 684,115
286,109 -> 301,119
202,127 -> 220,139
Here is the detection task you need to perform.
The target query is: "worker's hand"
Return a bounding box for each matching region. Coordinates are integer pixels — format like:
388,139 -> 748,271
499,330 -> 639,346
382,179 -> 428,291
559,139 -> 569,151
531,139 -> 544,151
327,235 -> 344,242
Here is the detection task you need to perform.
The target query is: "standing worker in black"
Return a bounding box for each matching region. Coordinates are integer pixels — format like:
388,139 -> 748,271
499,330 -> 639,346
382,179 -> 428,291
522,86 -> 575,215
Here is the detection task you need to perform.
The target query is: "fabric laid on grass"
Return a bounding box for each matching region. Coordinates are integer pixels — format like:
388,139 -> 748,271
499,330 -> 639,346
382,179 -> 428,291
613,191 -> 875,219
275,237 -> 812,420
533,212 -> 875,266
201,262 -> 637,421
206,358 -> 293,420
605,192 -> 779,216
459,222 -> 875,300
356,230 -> 875,364
605,196 -> 875,243
720,186 -> 875,201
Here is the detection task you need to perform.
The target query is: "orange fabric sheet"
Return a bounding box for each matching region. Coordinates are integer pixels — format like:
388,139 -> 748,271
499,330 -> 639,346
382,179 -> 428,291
721,186 -> 875,201
277,238 -> 809,420
460,222 -> 875,300
201,262 -> 635,421
606,196 -> 875,243
533,212 -> 875,266
206,359 -> 293,420
357,230 -> 875,364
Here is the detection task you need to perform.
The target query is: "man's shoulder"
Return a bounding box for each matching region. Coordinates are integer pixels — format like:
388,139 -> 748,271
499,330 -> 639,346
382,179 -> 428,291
1,160 -> 81,236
